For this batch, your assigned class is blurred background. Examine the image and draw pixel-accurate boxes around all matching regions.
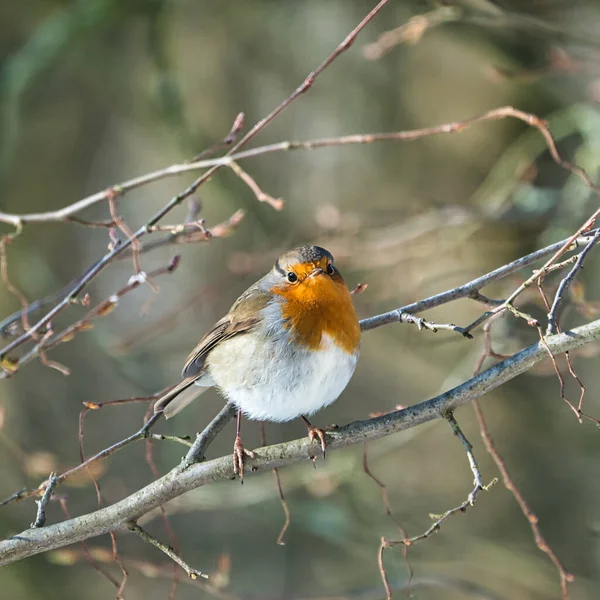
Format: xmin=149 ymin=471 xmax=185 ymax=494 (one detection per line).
xmin=2 ymin=1 xmax=600 ymax=599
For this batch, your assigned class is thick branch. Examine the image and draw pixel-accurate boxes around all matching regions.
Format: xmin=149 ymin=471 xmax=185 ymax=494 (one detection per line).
xmin=2 ymin=319 xmax=599 ymax=566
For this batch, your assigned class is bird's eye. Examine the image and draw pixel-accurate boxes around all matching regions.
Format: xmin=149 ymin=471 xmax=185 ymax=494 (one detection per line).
xmin=326 ymin=263 xmax=335 ymax=275
xmin=287 ymin=271 xmax=298 ymax=283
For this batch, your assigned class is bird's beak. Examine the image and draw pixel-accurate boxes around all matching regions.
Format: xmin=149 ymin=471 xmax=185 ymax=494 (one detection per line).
xmin=308 ymin=267 xmax=324 ymax=279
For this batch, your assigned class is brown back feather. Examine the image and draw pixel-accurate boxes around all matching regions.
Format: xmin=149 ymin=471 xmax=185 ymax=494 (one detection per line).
xmin=181 ymin=286 xmax=270 ymax=377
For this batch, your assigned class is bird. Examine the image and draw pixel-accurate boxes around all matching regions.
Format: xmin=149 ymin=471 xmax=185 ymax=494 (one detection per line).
xmin=154 ymin=245 xmax=361 ymax=478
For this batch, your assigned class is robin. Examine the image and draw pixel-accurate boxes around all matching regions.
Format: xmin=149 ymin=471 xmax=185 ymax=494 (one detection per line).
xmin=154 ymin=245 xmax=361 ymax=478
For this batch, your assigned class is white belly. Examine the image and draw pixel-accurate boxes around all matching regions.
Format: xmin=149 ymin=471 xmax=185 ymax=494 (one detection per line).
xmin=205 ymin=332 xmax=358 ymax=422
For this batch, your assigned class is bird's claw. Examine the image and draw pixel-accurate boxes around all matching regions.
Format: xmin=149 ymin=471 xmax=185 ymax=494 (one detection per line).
xmin=233 ymin=435 xmax=256 ymax=481
xmin=307 ymin=427 xmax=327 ymax=459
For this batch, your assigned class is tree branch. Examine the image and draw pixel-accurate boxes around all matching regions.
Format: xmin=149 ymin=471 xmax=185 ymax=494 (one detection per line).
xmin=359 ymin=231 xmax=598 ymax=332
xmin=2 ymin=318 xmax=599 ymax=566
xmin=0 ymin=105 xmax=596 ymax=228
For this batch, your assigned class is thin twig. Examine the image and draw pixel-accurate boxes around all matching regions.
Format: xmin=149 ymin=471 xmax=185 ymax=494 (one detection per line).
xmin=109 ymin=531 xmax=129 ymax=600
xmin=186 ymin=112 xmax=245 ymax=163
xmin=0 ymin=230 xmax=35 ymax=337
xmin=388 ymin=413 xmax=488 ymax=546
xmin=535 ymin=257 xmax=589 ymax=419
xmin=228 ymin=161 xmax=283 ymax=210
xmin=461 ymin=216 xmax=599 ymax=336
xmin=471 ymin=318 xmax=576 ymax=600
xmin=535 ymin=325 xmax=581 ymax=420
xmin=272 ymin=469 xmax=291 ymax=547
xmin=57 ymin=497 xmax=124 ymax=597
xmin=259 ymin=423 xmax=291 ymax=546
xmin=468 ymin=291 xmax=505 ymax=306
xmin=359 ymin=231 xmax=598 ymax=332
xmin=0 ymin=255 xmax=180 ymax=378
xmin=446 ymin=413 xmax=484 ymax=505
xmin=364 ymin=442 xmax=414 ymax=593
xmin=473 ymin=401 xmax=573 ymax=600
xmin=30 ymin=472 xmax=59 ymax=528
xmin=395 ymin=312 xmax=469 ymax=337
xmin=106 ymin=190 xmax=144 ymax=277
xmin=547 ymin=229 xmax=600 ymax=334
xmin=144 ymin=405 xmax=181 ymax=600
xmin=150 ymin=434 xmax=193 ymax=448
xmin=182 ymin=403 xmax=237 ymax=467
xmin=0 ymin=208 xmax=243 ymax=339
xmin=1 ymin=104 xmax=599 ymax=227
xmin=128 ymin=522 xmax=208 ymax=580
xmin=379 ymin=414 xmax=492 ymax=599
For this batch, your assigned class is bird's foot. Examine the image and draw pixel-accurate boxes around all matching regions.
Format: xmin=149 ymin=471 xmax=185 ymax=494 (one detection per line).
xmin=233 ymin=435 xmax=256 ymax=481
xmin=307 ymin=426 xmax=327 ymax=459
xmin=302 ymin=416 xmax=336 ymax=460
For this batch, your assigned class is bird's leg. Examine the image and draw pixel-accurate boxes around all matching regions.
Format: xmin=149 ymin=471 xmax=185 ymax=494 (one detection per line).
xmin=301 ymin=415 xmax=327 ymax=459
xmin=233 ymin=408 xmax=255 ymax=480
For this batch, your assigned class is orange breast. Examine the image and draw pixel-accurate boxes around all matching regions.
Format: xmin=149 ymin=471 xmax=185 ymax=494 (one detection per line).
xmin=273 ymin=273 xmax=360 ymax=354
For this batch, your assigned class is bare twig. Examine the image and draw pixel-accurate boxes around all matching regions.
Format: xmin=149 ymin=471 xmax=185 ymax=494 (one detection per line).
xmin=128 ymin=522 xmax=208 ymax=580
xmin=186 ymin=112 xmax=245 ymax=163
xmin=364 ymin=6 xmax=460 ymax=59
xmin=533 ymin=271 xmax=589 ymax=421
xmin=182 ymin=403 xmax=237 ymax=467
xmin=2 ymin=105 xmax=598 ymax=227
xmin=460 ymin=217 xmax=599 ymax=336
xmin=109 ymin=531 xmax=129 ymax=599
xmin=0 ymin=208 xmax=243 ymax=340
xmin=0 ymin=235 xmax=32 ymax=337
xmin=259 ymin=423 xmax=291 ymax=546
xmin=472 ymin=314 xmax=511 ymax=376
xmin=106 ymin=190 xmax=143 ymax=277
xmin=471 ymin=318 xmax=576 ymax=600
xmin=547 ymin=229 xmax=600 ymax=334
xmin=272 ymin=468 xmax=291 ymax=547
xmin=386 ymin=414 xmax=488 ymax=546
xmin=395 ymin=312 xmax=469 ymax=337
xmin=379 ymin=414 xmax=492 ymax=598
xmin=37 ymin=326 xmax=71 ymax=375
xmin=0 ymin=255 xmax=181 ymax=379
xmin=446 ymin=413 xmax=485 ymax=505
xmin=364 ymin=442 xmax=414 ymax=594
xmin=228 ymin=161 xmax=283 ymax=210
xmin=359 ymin=231 xmax=598 ymax=332
xmin=363 ymin=442 xmax=411 ymax=543
xmin=144 ymin=406 xmax=181 ymax=600
xmin=150 ymin=434 xmax=193 ymax=448
xmin=473 ymin=401 xmax=573 ymax=600
xmin=30 ymin=472 xmax=59 ymax=528
xmin=468 ymin=291 xmax=505 ymax=306
xmin=535 ymin=325 xmax=581 ymax=421
xmin=57 ymin=497 xmax=124 ymax=597
xmin=0 ymin=412 xmax=166 ymax=510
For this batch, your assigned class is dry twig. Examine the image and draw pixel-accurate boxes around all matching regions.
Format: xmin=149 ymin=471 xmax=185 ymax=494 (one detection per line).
xmin=128 ymin=522 xmax=208 ymax=580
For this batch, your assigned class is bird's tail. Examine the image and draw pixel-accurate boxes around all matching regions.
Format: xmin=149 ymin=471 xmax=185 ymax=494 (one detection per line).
xmin=154 ymin=377 xmax=210 ymax=418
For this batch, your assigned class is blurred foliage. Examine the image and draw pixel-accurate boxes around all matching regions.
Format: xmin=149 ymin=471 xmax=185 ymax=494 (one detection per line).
xmin=2 ymin=1 xmax=600 ymax=599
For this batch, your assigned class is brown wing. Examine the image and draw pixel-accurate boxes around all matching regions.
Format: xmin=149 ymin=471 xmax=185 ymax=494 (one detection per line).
xmin=181 ymin=286 xmax=270 ymax=378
